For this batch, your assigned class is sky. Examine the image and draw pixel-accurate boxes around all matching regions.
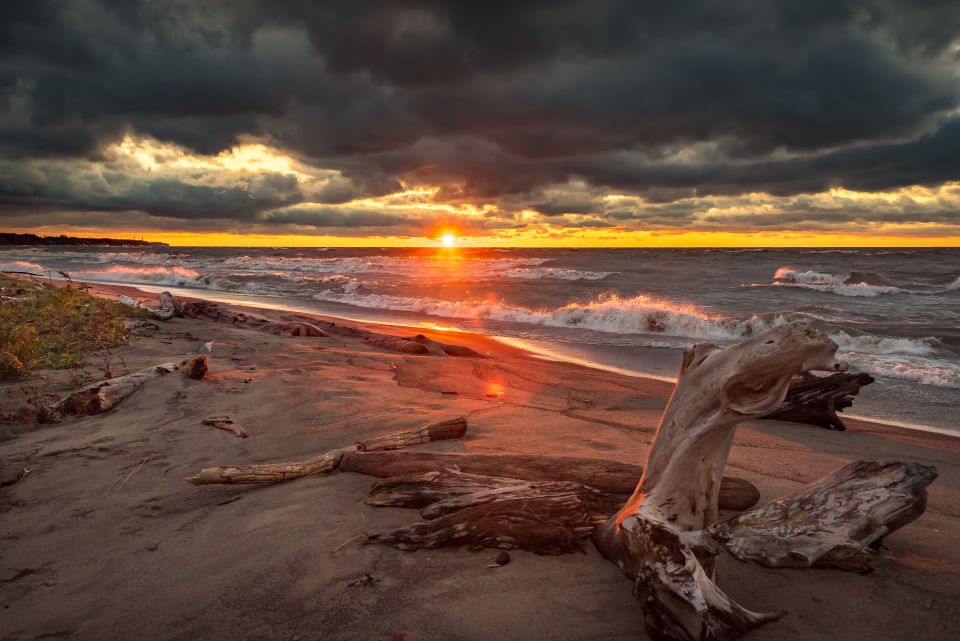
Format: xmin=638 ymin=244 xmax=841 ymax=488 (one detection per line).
xmin=1 ymin=1 xmax=959 ymax=247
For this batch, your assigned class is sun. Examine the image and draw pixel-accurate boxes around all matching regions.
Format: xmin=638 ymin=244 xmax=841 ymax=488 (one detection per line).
xmin=440 ymin=232 xmax=457 ymax=247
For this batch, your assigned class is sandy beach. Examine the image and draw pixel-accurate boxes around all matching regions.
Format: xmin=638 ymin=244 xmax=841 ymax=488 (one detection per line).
xmin=1 ymin=283 xmax=958 ymax=641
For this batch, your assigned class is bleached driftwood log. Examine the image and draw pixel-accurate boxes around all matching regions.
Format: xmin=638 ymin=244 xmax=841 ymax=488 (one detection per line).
xmin=590 ymin=323 xmax=848 ymax=640
xmin=712 ymin=460 xmax=936 ymax=573
xmin=343 ymin=451 xmax=759 ymax=511
xmin=763 ymin=372 xmax=875 ymax=430
xmin=185 ymin=418 xmax=468 ymax=485
xmin=356 ymin=417 xmax=467 ymax=451
xmin=48 ymin=356 xmax=206 ymax=420
xmin=148 ymin=291 xmax=183 ymax=320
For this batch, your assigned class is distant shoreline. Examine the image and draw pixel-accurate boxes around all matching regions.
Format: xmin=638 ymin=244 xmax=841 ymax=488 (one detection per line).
xmin=0 ymin=232 xmax=167 ymax=247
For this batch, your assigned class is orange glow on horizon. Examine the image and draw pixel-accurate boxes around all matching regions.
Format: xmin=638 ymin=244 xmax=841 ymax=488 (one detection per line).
xmin=6 ymin=226 xmax=958 ymax=248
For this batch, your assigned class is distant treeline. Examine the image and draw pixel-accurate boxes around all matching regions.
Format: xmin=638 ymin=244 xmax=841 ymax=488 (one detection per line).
xmin=0 ymin=232 xmax=168 ymax=247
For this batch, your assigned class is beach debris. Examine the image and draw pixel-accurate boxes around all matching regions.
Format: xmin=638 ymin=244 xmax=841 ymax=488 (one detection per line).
xmin=177 ymin=354 xmax=208 ymax=380
xmin=763 ymin=371 xmax=875 ymax=430
xmin=117 ymin=294 xmax=138 ymax=308
xmin=201 ymin=341 xmax=215 ymax=354
xmin=202 ymin=415 xmax=249 ymax=439
xmin=145 ymin=543 xmax=159 ymax=552
xmin=48 ymin=363 xmax=178 ymax=420
xmin=347 ymin=572 xmax=376 ymax=587
xmin=711 ymin=460 xmax=936 ymax=573
xmin=147 ymin=290 xmax=183 ymax=321
xmin=1 ymin=467 xmax=33 ymax=487
xmin=185 ymin=417 xmax=469 ymax=485
xmin=355 ymin=322 xmax=935 ymax=641
xmin=494 ymin=551 xmax=510 ymax=566
xmin=356 ymin=417 xmax=467 ymax=452
xmin=364 ymin=334 xmax=430 ymax=354
xmin=343 ymin=451 xmax=759 ymax=511
xmin=181 ymin=300 xmax=331 ymax=337
xmin=409 ymin=334 xmax=483 ymax=357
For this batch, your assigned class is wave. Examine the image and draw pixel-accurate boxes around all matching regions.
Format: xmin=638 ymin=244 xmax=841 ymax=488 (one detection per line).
xmin=841 ymin=353 xmax=960 ymax=388
xmin=0 ymin=260 xmax=45 ymax=272
xmin=502 ymin=267 xmax=614 ymax=280
xmin=70 ymin=265 xmax=219 ymax=288
xmin=772 ymin=267 xmax=902 ymax=297
xmin=947 ymin=276 xmax=960 ymax=291
xmin=313 ymin=290 xmax=794 ymax=341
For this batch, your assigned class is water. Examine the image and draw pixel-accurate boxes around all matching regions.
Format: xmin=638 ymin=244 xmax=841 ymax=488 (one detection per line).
xmin=4 ymin=246 xmax=958 ymax=433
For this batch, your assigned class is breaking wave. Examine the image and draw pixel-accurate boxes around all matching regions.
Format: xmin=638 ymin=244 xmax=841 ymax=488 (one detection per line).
xmin=70 ymin=265 xmax=218 ymax=288
xmin=772 ymin=267 xmax=902 ymax=297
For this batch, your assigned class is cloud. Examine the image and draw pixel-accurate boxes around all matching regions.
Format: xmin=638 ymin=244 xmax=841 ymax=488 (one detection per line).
xmin=1 ymin=1 xmax=959 ymax=237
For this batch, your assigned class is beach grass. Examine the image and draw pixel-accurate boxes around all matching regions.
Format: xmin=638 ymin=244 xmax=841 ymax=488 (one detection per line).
xmin=0 ymin=275 xmax=146 ymax=380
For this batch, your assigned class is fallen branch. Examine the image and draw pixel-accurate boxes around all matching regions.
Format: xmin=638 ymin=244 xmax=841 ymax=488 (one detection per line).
xmin=341 ymin=450 xmax=760 ymax=512
xmin=764 ymin=372 xmax=875 ymax=430
xmin=356 ymin=417 xmax=467 ymax=451
xmin=202 ymin=415 xmax=249 ymax=439
xmin=712 ymin=460 xmax=936 ymax=573
xmin=185 ymin=417 xmax=469 ymax=485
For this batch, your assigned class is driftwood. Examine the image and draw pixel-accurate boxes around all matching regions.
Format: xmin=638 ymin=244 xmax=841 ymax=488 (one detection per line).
xmin=48 ymin=363 xmax=176 ymax=419
xmin=342 ymin=451 xmax=759 ymax=511
xmin=409 ymin=334 xmax=484 ymax=357
xmin=148 ymin=291 xmax=184 ymax=320
xmin=712 ymin=460 xmax=936 ymax=573
xmin=764 ymin=372 xmax=875 ymax=430
xmin=356 ymin=417 xmax=467 ymax=451
xmin=590 ymin=323 xmax=856 ymax=641
xmin=369 ymin=484 xmax=610 ymax=554
xmin=202 ymin=415 xmax=249 ymax=439
xmin=185 ymin=418 xmax=469 ymax=485
xmin=182 ymin=301 xmax=330 ymax=338
xmin=363 ymin=334 xmax=430 ymax=354
xmin=178 ymin=298 xmax=483 ymax=356
xmin=48 ymin=356 xmax=207 ymax=420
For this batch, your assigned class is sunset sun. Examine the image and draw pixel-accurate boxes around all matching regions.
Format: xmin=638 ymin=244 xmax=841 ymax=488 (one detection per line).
xmin=440 ymin=232 xmax=457 ymax=247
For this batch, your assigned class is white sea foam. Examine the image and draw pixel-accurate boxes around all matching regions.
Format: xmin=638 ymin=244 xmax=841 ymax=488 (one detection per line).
xmin=70 ymin=265 xmax=218 ymax=288
xmin=0 ymin=260 xmax=45 ymax=272
xmin=502 ymin=267 xmax=614 ymax=280
xmin=772 ymin=267 xmax=902 ymax=297
xmin=312 ymin=290 xmax=792 ymax=340
xmin=841 ymin=353 xmax=960 ymax=388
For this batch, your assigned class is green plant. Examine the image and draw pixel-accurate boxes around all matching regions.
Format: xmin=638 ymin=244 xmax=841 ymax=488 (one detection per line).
xmin=0 ymin=276 xmax=144 ymax=380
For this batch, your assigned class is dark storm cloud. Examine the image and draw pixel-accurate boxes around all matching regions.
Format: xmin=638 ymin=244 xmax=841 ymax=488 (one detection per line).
xmin=1 ymin=0 xmax=960 ymax=230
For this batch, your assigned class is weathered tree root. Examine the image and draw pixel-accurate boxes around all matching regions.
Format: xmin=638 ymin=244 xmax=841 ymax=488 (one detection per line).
xmin=712 ymin=460 xmax=937 ymax=573
xmin=185 ymin=417 xmax=469 ymax=485
xmin=341 ymin=451 xmax=760 ymax=512
xmin=763 ymin=372 xmax=875 ymax=430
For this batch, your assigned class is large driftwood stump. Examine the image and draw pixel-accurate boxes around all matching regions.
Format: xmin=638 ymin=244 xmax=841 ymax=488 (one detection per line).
xmin=764 ymin=372 xmax=875 ymax=430
xmin=712 ymin=460 xmax=936 ymax=573
xmin=591 ymin=323 xmax=853 ymax=640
